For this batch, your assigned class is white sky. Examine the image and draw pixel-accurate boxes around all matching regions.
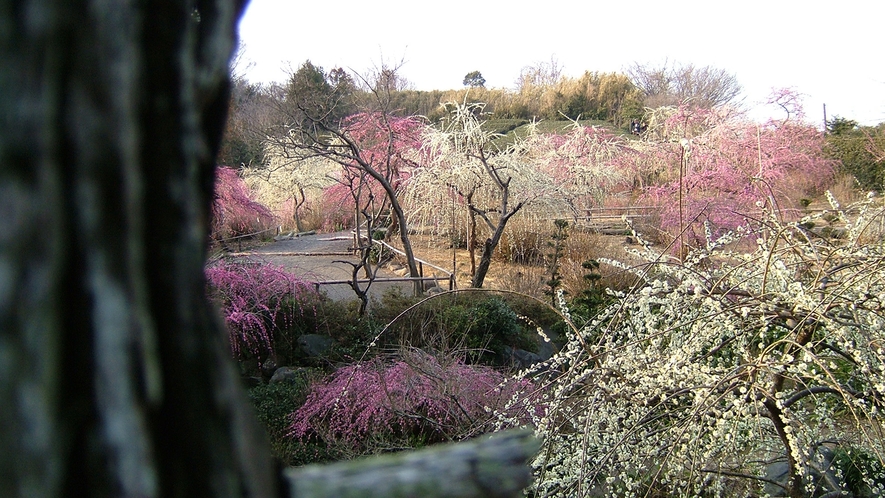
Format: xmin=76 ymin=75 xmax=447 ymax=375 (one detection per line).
xmin=236 ymin=0 xmax=885 ymax=127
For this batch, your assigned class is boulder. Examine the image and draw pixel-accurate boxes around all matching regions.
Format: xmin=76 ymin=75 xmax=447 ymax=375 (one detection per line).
xmin=763 ymin=445 xmax=844 ymax=497
xmin=502 ymin=346 xmax=543 ymax=370
xmin=298 ymin=334 xmax=334 ymax=357
xmin=270 ymin=366 xmax=301 ymax=384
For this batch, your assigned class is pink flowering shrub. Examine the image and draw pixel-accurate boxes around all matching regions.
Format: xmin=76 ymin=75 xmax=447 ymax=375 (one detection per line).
xmin=211 ymin=166 xmax=277 ymax=240
xmin=288 ymin=351 xmax=541 ymax=457
xmin=205 ymin=259 xmax=320 ymax=365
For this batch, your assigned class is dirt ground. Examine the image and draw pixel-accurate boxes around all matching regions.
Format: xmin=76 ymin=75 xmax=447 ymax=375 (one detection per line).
xmin=233 ymin=231 xmax=410 ymax=302
xmin=232 ymin=228 xmax=643 ymax=303
xmin=387 ymin=231 xmax=642 ymax=299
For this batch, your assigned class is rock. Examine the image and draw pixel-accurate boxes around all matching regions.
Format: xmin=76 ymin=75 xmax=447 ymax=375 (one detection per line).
xmin=763 ymin=445 xmax=843 ymax=497
xmin=538 ymin=337 xmax=556 ymax=361
xmin=298 ymin=334 xmax=334 ymax=357
xmin=502 ymin=346 xmax=543 ymax=370
xmin=260 ymin=358 xmax=277 ymax=378
xmin=270 ymin=366 xmax=301 ymax=384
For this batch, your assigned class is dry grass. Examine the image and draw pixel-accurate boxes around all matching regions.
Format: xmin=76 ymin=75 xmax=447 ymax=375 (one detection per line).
xmin=398 ymin=227 xmax=642 ymax=299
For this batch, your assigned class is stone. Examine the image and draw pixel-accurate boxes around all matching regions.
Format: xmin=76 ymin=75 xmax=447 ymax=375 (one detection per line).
xmin=763 ymin=445 xmax=844 ymax=497
xmin=270 ymin=366 xmax=301 ymax=384
xmin=260 ymin=358 xmax=277 ymax=378
xmin=501 ymin=346 xmax=543 ymax=370
xmin=298 ymin=334 xmax=334 ymax=357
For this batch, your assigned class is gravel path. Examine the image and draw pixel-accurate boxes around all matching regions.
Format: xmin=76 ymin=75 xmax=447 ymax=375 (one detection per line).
xmin=236 ymin=231 xmax=411 ymax=302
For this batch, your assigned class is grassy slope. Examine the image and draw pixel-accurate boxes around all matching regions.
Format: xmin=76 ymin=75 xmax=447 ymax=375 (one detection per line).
xmin=482 ymin=118 xmax=631 ymax=149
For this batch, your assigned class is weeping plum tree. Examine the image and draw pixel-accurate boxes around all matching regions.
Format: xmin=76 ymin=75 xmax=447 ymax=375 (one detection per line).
xmin=517 ymin=197 xmax=885 ymax=497
xmin=243 ymin=152 xmax=338 ymax=233
xmin=408 ymin=101 xmax=626 ymax=288
xmin=0 ymin=0 xmax=279 ymax=496
xmin=636 ymin=98 xmax=835 ymax=253
xmin=212 ymin=166 xmax=277 ymax=242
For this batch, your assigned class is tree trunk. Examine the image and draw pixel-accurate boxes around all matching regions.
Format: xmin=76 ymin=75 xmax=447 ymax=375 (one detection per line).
xmin=293 ymin=187 xmax=306 ymax=233
xmin=467 ymin=191 xmax=477 ymax=276
xmin=0 ymin=1 xmax=276 ymax=496
xmin=470 ymin=206 xmax=523 ymax=289
xmin=471 ymin=238 xmax=497 ymax=289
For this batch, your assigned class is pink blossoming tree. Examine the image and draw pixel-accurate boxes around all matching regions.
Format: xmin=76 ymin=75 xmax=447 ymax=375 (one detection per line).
xmin=211 ymin=166 xmax=277 ymax=242
xmin=205 ymin=259 xmax=320 ymax=367
xmin=636 ymin=97 xmax=835 ymax=252
xmin=289 ymin=350 xmax=541 ymax=458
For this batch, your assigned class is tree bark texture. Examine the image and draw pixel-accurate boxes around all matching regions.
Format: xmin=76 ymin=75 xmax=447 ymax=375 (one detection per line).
xmin=0 ymin=1 xmax=277 ymax=496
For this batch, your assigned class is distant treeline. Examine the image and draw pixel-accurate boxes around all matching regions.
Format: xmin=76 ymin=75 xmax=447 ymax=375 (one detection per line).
xmin=379 ymin=71 xmax=644 ymax=127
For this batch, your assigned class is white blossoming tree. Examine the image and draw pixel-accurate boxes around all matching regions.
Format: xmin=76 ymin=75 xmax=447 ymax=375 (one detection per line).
xmin=243 ymin=141 xmax=338 ymax=233
xmin=516 ymin=195 xmax=885 ymax=497
xmin=406 ymin=102 xmax=627 ymax=288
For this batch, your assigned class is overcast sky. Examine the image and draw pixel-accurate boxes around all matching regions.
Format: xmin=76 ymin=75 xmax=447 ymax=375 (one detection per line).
xmin=236 ymin=0 xmax=884 ymax=127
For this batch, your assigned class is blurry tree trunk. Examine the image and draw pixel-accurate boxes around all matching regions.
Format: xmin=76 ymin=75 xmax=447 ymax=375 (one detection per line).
xmin=0 ymin=1 xmax=277 ymax=497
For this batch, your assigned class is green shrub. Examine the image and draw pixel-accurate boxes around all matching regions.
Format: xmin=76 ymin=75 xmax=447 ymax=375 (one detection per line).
xmin=825 ymin=124 xmax=885 ymax=191
xmin=440 ymin=296 xmax=525 ymax=361
xmin=247 ymin=370 xmax=333 ymax=466
xmin=833 ymin=446 xmax=885 ymax=497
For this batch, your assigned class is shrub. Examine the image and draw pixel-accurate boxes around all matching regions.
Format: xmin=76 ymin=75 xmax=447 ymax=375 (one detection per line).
xmin=511 ymin=194 xmax=885 ymax=497
xmin=833 ymin=445 xmax=885 ymax=497
xmin=288 ymin=350 xmax=540 ymax=459
xmin=376 ymin=291 xmax=542 ymax=365
xmin=247 ymin=370 xmax=333 ymax=466
xmin=205 ymin=259 xmax=321 ymax=366
xmin=825 ymin=122 xmax=885 ymax=192
xmin=441 ymin=295 xmax=535 ymax=362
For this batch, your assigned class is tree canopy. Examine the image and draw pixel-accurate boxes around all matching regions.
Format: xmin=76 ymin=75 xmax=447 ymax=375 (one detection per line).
xmin=627 ymin=61 xmax=743 ymax=109
xmin=463 ymin=70 xmax=486 ymax=88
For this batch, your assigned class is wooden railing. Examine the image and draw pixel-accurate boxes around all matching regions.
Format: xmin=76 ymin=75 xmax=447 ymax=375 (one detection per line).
xmin=369 ymin=237 xmax=455 ymax=291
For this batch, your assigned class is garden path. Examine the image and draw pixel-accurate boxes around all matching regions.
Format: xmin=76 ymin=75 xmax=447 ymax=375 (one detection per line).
xmin=234 ymin=231 xmax=409 ymax=302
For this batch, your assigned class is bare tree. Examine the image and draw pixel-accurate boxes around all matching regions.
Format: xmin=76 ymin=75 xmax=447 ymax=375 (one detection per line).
xmin=270 ymin=61 xmax=424 ymax=295
xmin=515 ymin=57 xmax=563 ymax=91
xmin=627 ymin=60 xmax=743 ymax=109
